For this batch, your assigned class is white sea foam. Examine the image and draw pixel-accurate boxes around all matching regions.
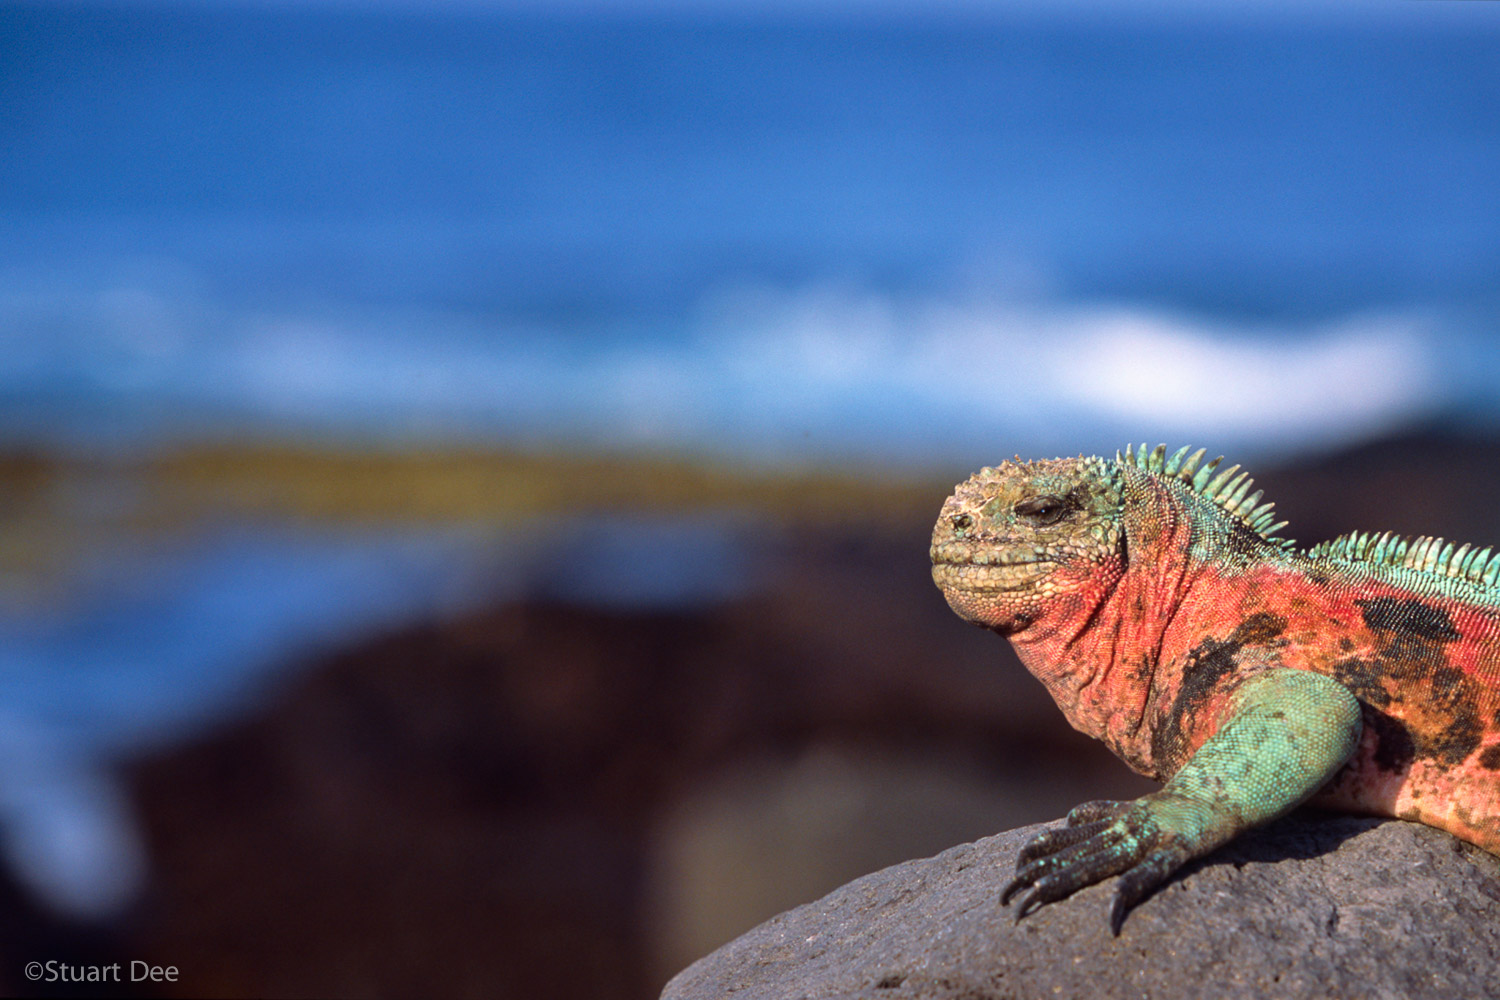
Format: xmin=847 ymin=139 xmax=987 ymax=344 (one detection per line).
xmin=0 ymin=275 xmax=1453 ymax=462
xmin=678 ymin=284 xmax=1442 ymax=460
xmin=1060 ymin=311 xmax=1432 ymax=438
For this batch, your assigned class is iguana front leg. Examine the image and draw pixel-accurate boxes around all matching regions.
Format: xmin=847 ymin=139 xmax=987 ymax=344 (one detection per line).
xmin=1002 ymin=668 xmax=1363 ymax=933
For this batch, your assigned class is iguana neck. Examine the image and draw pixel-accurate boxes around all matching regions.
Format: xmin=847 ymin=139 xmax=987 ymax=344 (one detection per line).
xmin=1007 ymin=468 xmax=1224 ymax=774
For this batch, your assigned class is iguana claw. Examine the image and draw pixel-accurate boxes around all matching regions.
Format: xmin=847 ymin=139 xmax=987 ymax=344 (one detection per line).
xmin=1001 ymin=797 xmax=1189 ymax=933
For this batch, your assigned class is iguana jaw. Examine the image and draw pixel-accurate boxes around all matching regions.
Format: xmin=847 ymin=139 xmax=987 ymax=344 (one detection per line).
xmin=930 ymin=548 xmax=1060 ymax=630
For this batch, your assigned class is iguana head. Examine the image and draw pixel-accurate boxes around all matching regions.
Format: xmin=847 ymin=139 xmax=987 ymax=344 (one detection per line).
xmin=930 ymin=455 xmax=1125 ymax=634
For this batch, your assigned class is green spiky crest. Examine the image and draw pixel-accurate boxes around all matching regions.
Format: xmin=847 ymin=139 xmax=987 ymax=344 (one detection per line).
xmin=1116 ymin=443 xmax=1295 ymax=551
xmin=1306 ymin=530 xmax=1500 ymax=588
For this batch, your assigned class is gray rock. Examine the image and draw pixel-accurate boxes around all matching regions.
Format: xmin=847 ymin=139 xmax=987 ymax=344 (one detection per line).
xmin=662 ymin=812 xmax=1500 ymax=1000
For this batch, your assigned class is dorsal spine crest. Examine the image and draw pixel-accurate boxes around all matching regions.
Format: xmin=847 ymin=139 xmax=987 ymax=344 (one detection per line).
xmin=1308 ymin=528 xmax=1500 ymax=587
xmin=1113 ymin=442 xmax=1500 ymax=588
xmin=1116 ymin=442 xmax=1294 ymax=550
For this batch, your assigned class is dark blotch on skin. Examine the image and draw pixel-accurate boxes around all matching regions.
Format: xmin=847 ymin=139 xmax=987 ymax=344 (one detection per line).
xmin=1480 ymin=745 xmax=1500 ymax=770
xmin=1356 ymin=597 xmax=1460 ymax=643
xmin=1330 ymin=658 xmax=1392 ymax=707
xmin=1150 ymin=612 xmax=1287 ymax=774
xmin=1352 ymin=596 xmax=1482 ymax=769
xmin=1429 ymin=665 xmax=1485 ymax=766
xmin=1231 ymin=612 xmax=1289 ymax=647
xmin=1366 ymin=708 xmax=1417 ymax=772
xmin=1434 ymin=714 xmax=1484 ymax=767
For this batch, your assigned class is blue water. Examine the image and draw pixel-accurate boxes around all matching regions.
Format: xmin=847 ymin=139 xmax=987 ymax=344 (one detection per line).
xmin=3 ymin=0 xmax=1500 ymax=919
xmin=3 ymin=7 xmax=1494 ymax=314
xmin=3 ymin=3 xmax=1500 ymax=459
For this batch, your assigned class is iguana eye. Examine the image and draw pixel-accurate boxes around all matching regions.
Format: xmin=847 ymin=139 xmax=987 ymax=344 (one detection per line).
xmin=1015 ymin=494 xmax=1068 ymax=525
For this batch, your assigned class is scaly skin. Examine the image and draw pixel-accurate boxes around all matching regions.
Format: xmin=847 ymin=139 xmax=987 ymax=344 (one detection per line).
xmin=930 ymin=444 xmax=1500 ymax=932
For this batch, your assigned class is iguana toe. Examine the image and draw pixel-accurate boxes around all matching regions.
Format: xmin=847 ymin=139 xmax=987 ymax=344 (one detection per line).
xmin=1108 ymin=845 xmax=1189 ymax=934
xmin=1013 ymin=818 xmax=1111 ymax=866
xmin=1001 ymin=800 xmax=1188 ymax=931
xmin=1064 ymin=800 xmax=1130 ymax=825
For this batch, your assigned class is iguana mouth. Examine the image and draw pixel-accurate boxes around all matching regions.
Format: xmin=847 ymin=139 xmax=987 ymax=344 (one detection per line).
xmin=930 ymin=556 xmax=1055 ymax=593
xmin=930 ymin=540 xmax=1054 ymax=567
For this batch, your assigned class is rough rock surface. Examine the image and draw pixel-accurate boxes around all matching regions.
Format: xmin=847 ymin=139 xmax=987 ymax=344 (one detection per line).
xmin=662 ymin=812 xmax=1500 ymax=1000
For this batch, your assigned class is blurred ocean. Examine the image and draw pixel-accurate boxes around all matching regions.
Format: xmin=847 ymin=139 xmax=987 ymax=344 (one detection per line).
xmin=3 ymin=2 xmax=1498 ymax=460
xmin=1 ymin=0 xmax=1499 ymax=923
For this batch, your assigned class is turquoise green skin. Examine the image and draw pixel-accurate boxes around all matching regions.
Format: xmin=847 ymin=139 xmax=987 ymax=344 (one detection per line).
xmin=1001 ymin=669 xmax=1363 ymax=933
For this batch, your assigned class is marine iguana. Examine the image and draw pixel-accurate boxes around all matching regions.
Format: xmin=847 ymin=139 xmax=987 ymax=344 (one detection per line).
xmin=930 ymin=444 xmax=1500 ymax=932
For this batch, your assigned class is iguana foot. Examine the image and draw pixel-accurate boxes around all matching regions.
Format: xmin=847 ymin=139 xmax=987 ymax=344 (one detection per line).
xmin=1001 ymin=797 xmax=1192 ymax=934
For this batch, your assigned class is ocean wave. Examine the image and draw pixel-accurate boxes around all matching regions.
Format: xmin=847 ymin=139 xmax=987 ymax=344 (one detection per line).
xmin=690 ymin=285 xmax=1443 ymax=459
xmin=0 ymin=275 xmax=1450 ymax=463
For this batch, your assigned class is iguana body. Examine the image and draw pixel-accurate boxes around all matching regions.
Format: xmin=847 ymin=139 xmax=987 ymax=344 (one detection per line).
xmin=930 ymin=444 xmax=1500 ymax=930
